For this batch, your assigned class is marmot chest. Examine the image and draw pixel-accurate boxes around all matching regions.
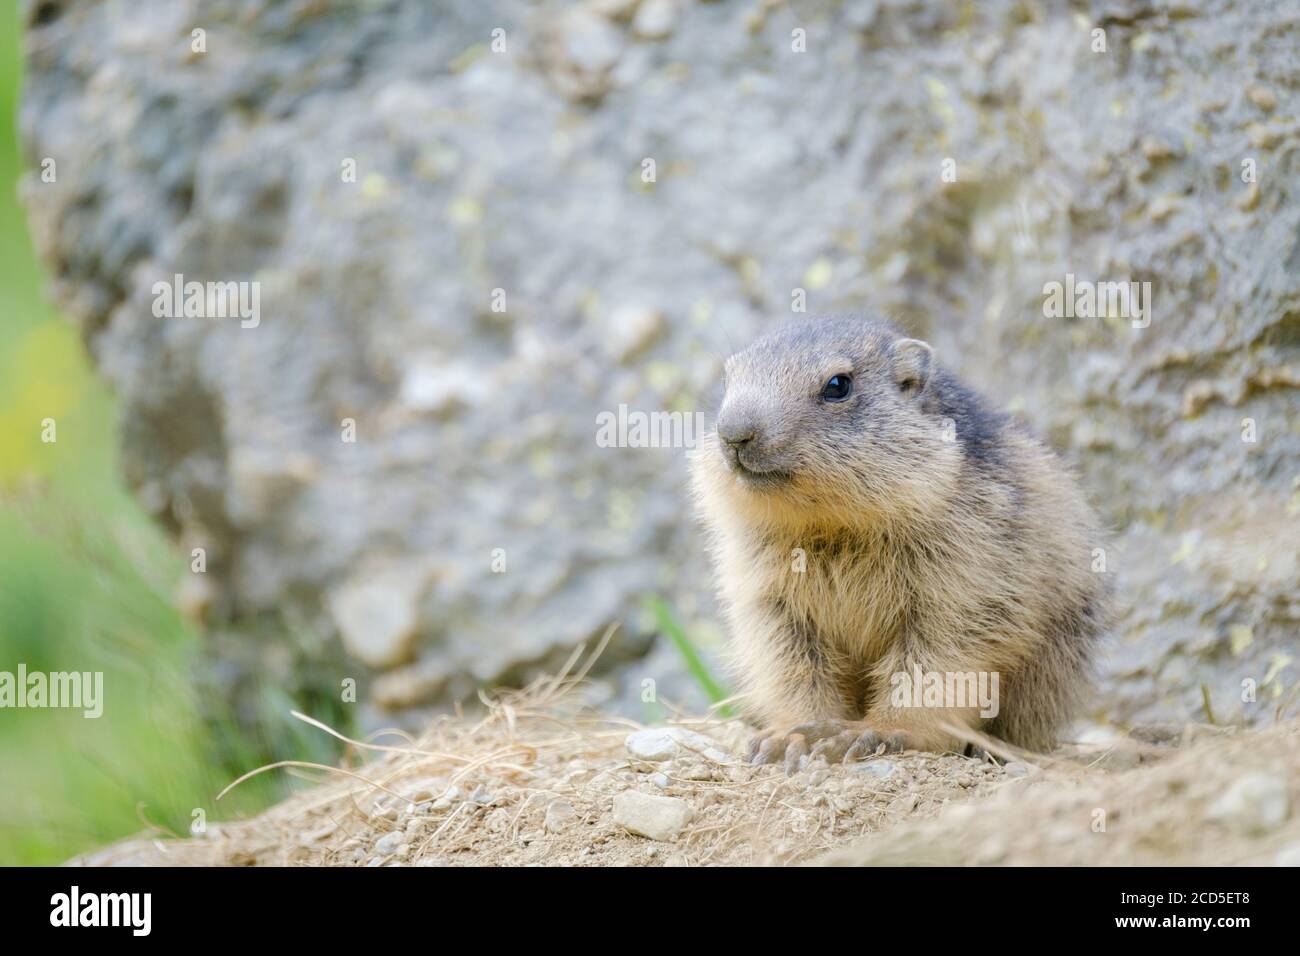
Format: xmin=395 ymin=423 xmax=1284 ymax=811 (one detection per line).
xmin=761 ymin=533 xmax=913 ymax=658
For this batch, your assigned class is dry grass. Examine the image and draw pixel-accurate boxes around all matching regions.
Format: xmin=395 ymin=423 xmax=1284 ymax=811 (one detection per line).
xmin=70 ymin=643 xmax=1300 ymax=867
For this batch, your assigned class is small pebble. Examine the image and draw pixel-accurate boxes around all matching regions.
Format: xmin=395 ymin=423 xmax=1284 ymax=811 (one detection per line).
xmin=1275 ymin=843 xmax=1300 ymax=866
xmin=612 ymin=791 xmax=693 ymax=842
xmin=1206 ymin=773 xmax=1289 ymax=835
xmin=544 ymin=799 xmax=576 ymax=833
xmin=625 ymin=727 xmax=731 ymax=763
xmin=854 ymin=759 xmax=897 ymax=780
xmin=373 ymin=831 xmax=405 ymax=857
xmin=632 ymin=0 xmax=678 ymax=40
xmin=431 ymin=786 xmax=462 ymax=811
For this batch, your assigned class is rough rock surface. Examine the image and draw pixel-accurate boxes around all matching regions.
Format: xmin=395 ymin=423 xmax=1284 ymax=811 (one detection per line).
xmin=20 ymin=0 xmax=1299 ymax=728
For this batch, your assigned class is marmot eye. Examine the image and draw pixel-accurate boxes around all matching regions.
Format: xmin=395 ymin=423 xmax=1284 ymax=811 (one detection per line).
xmin=821 ymin=374 xmax=853 ymax=402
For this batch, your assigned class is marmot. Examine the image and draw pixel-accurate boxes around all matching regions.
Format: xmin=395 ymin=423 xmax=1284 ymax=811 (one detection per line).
xmin=691 ymin=316 xmax=1109 ymax=770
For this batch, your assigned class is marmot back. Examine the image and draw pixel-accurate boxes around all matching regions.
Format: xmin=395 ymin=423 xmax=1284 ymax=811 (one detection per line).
xmin=690 ymin=316 xmax=1109 ymax=768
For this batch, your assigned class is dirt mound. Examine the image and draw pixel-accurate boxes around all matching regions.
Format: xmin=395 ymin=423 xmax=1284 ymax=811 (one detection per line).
xmin=71 ymin=665 xmax=1299 ymax=867
xmin=821 ymin=722 xmax=1299 ymax=866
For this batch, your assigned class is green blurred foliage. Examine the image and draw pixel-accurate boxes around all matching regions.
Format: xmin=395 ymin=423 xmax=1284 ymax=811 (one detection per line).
xmin=0 ymin=9 xmax=289 ymax=864
xmin=645 ymin=595 xmax=735 ymax=718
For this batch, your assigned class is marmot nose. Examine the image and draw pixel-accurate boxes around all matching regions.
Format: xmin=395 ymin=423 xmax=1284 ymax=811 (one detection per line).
xmin=717 ymin=416 xmax=758 ymax=448
xmin=717 ymin=402 xmax=765 ymax=453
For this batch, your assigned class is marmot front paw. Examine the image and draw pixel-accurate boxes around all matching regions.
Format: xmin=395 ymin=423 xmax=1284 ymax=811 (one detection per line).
xmin=748 ymin=720 xmax=911 ymax=774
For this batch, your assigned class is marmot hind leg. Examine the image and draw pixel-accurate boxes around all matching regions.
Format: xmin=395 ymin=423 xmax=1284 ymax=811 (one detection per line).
xmin=984 ymin=640 xmax=1092 ymax=753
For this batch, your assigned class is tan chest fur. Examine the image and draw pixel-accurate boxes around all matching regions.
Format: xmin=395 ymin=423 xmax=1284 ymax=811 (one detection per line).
xmin=720 ymin=524 xmax=914 ymax=668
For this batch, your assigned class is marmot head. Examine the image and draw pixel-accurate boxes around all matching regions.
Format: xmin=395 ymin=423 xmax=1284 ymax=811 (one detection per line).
xmin=694 ymin=316 xmax=964 ymax=529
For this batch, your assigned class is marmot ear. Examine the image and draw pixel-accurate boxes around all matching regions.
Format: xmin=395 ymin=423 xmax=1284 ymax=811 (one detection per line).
xmin=891 ymin=338 xmax=933 ymax=395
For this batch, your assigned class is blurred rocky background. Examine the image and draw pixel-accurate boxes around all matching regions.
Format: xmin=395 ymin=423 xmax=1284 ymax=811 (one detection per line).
xmin=16 ymin=0 xmax=1299 ymax=758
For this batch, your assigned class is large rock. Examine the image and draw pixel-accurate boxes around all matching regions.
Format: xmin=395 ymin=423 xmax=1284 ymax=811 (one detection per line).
xmin=20 ymin=0 xmax=1299 ymax=727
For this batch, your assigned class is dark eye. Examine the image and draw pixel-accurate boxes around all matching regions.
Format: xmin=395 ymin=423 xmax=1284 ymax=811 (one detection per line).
xmin=821 ymin=374 xmax=853 ymax=402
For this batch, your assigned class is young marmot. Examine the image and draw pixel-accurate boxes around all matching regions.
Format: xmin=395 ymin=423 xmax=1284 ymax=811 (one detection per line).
xmin=691 ymin=317 xmax=1109 ymax=770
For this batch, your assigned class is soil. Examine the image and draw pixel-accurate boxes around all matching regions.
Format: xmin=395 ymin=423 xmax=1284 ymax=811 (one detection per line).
xmin=70 ymin=671 xmax=1300 ymax=867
